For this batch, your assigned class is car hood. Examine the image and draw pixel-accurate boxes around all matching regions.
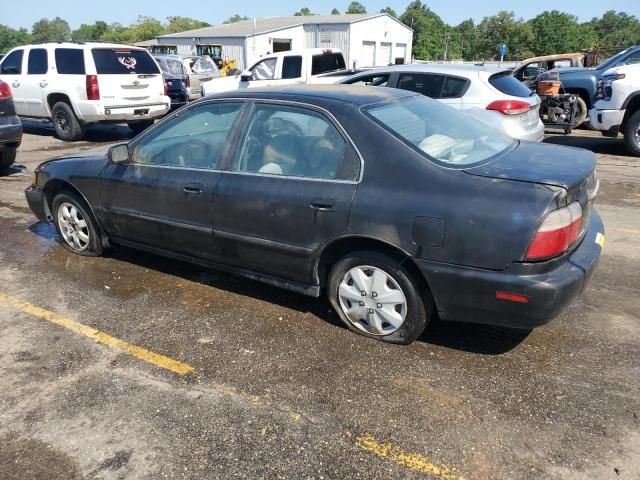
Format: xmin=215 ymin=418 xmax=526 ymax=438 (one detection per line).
xmin=463 ymin=142 xmax=596 ymax=189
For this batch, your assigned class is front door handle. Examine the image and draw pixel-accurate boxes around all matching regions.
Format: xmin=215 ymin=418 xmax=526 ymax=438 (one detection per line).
xmin=310 ymin=198 xmax=337 ymax=211
xmin=182 ymin=182 xmax=204 ymax=194
xmin=39 ymin=81 xmax=48 ymax=88
xmin=11 ymin=81 xmax=20 ymax=88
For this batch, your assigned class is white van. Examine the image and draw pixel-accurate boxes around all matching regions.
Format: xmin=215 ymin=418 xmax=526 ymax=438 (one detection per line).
xmin=0 ymin=42 xmax=170 ymax=140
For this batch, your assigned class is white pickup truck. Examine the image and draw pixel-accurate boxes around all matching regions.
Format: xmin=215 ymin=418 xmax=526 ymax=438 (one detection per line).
xmin=201 ymin=48 xmax=354 ymax=96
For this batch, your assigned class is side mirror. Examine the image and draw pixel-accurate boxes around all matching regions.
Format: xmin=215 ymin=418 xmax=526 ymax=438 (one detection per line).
xmin=108 ymin=144 xmax=130 ymax=164
xmin=240 ymin=69 xmax=252 ymax=82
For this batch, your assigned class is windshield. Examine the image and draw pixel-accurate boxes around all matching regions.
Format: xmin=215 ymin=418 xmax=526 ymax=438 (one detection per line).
xmin=156 ymin=57 xmax=185 ymax=77
xmin=365 ymin=95 xmax=516 ymax=167
xmin=185 ymin=56 xmax=220 ymax=76
xmin=597 ymin=48 xmax=631 ymax=70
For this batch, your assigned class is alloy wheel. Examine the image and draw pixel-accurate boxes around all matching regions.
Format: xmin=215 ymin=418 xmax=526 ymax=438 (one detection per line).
xmin=55 ymin=110 xmax=71 ymax=133
xmin=57 ymin=202 xmax=90 ymax=251
xmin=337 ymin=265 xmax=407 ymax=335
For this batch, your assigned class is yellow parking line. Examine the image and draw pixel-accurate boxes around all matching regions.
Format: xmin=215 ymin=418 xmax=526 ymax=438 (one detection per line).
xmin=0 ymin=292 xmax=195 ymax=375
xmin=355 ymin=433 xmax=465 ymax=480
xmin=611 ymin=227 xmax=640 ymax=235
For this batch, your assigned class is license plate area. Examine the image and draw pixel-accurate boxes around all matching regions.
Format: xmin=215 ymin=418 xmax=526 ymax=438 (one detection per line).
xmin=134 ymin=108 xmax=149 ymax=116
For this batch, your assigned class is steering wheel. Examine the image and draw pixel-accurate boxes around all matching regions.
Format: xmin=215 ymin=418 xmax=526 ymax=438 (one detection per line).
xmin=176 ymin=139 xmax=211 ymax=168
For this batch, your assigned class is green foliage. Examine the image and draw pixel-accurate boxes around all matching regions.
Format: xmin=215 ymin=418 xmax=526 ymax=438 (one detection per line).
xmin=223 ymin=15 xmax=249 ymax=25
xmin=380 ymin=7 xmax=397 ymax=18
xmin=0 ymin=24 xmax=31 ymax=52
xmin=400 ymin=1 xmax=445 ymax=60
xmin=166 ymin=16 xmax=210 ymax=33
xmin=529 ymin=10 xmax=595 ymax=55
xmin=474 ymin=11 xmax=534 ymax=60
xmin=293 ymin=7 xmax=313 ymax=16
xmin=72 ymin=21 xmax=108 ymax=41
xmin=331 ymin=8 xmax=340 ymax=15
xmin=31 ymin=17 xmax=71 ymax=43
xmin=346 ymin=2 xmax=367 ymax=14
xmin=589 ymin=10 xmax=640 ymax=48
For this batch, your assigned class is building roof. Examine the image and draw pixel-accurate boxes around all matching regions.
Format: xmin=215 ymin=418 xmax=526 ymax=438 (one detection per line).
xmin=134 ymin=39 xmax=159 ymax=47
xmin=158 ymin=13 xmax=408 ymax=39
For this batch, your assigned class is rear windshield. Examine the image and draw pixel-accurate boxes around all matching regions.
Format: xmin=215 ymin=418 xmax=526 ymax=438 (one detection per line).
xmin=185 ymin=56 xmax=219 ymax=76
xmin=311 ymin=52 xmax=346 ymax=75
xmin=156 ymin=57 xmax=185 ymax=77
xmin=365 ymin=95 xmax=516 ymax=167
xmin=489 ymin=72 xmax=533 ymax=98
xmin=92 ymin=48 xmax=160 ymax=75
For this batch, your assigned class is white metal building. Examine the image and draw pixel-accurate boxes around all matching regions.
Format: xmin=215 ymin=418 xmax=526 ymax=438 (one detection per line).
xmin=155 ymin=14 xmax=413 ymax=71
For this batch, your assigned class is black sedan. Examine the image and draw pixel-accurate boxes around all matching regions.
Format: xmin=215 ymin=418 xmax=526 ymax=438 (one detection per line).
xmin=0 ymin=79 xmax=22 ymax=170
xmin=25 ymin=85 xmax=603 ymax=344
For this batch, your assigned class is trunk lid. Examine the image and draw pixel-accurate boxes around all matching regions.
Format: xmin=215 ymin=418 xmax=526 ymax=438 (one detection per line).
xmin=91 ymin=48 xmax=164 ymax=106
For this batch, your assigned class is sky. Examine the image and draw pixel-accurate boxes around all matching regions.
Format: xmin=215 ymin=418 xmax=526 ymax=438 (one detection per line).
xmin=4 ymin=0 xmax=640 ymax=30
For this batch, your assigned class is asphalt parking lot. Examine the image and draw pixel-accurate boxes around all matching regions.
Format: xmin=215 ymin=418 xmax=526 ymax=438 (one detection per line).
xmin=0 ymin=121 xmax=639 ymax=480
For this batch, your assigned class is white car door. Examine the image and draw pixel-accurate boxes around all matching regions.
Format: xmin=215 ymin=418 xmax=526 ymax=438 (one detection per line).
xmin=0 ymin=49 xmax=27 ymax=115
xmin=395 ymin=72 xmax=463 ymax=110
xmin=23 ymin=47 xmax=51 ymax=117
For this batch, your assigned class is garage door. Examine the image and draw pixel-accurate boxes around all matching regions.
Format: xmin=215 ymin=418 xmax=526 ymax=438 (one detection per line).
xmin=379 ymin=42 xmax=391 ymax=66
xmin=395 ymin=43 xmax=407 ymax=65
xmin=361 ymin=41 xmax=375 ymax=67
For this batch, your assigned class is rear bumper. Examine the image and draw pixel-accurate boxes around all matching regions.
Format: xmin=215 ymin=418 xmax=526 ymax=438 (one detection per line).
xmin=25 ymin=185 xmax=49 ymax=222
xmin=75 ymin=99 xmax=171 ymax=123
xmin=414 ymin=210 xmax=604 ymax=329
xmin=0 ymin=119 xmax=23 ymax=149
xmin=483 ymin=110 xmax=545 ymax=142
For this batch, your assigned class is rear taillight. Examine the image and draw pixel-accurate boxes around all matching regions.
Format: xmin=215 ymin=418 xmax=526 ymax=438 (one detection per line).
xmin=487 ymin=100 xmax=531 ymax=115
xmin=0 ymin=81 xmax=12 ymax=99
xmin=86 ymin=75 xmax=100 ymax=100
xmin=525 ymin=202 xmax=583 ymax=261
xmin=164 ymin=79 xmax=169 ymax=96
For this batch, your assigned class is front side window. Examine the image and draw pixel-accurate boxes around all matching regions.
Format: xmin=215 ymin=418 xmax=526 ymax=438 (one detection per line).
xmin=251 ymin=58 xmax=277 ymax=80
xmin=28 ymin=48 xmax=48 ymax=75
xmin=92 ymin=48 xmax=160 ymax=75
xmin=365 ymin=95 xmax=515 ymax=167
xmin=55 ymin=49 xmax=85 ymax=74
xmin=1 ymin=50 xmax=23 ymax=75
xmin=234 ymin=104 xmax=346 ymax=179
xmin=132 ymin=102 xmax=243 ymax=169
xmin=397 ymin=73 xmax=445 ymax=98
xmin=282 ymin=56 xmax=303 ymax=79
xmin=345 ymin=74 xmax=390 ymax=87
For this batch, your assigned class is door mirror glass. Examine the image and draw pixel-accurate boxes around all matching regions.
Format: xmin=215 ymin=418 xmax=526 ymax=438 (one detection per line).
xmin=109 ymin=144 xmax=130 ymax=164
xmin=240 ymin=69 xmax=252 ymax=81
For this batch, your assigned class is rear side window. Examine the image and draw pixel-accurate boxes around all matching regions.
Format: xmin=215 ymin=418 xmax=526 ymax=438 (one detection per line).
xmin=92 ymin=48 xmax=160 ymax=75
xmin=441 ymin=76 xmax=469 ymax=98
xmin=28 ymin=49 xmax=48 ymax=75
xmin=489 ymin=72 xmax=533 ymax=98
xmin=311 ymin=53 xmax=346 ymax=75
xmin=397 ymin=73 xmax=445 ymax=98
xmin=55 ymin=49 xmax=85 ymax=74
xmin=345 ymin=73 xmax=390 ymax=87
xmin=282 ymin=56 xmax=303 ymax=79
xmin=1 ymin=50 xmax=23 ymax=74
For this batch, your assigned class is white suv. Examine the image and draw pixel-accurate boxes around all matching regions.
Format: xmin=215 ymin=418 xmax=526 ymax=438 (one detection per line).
xmin=0 ymin=42 xmax=170 ymax=141
xmin=589 ymin=63 xmax=640 ymax=156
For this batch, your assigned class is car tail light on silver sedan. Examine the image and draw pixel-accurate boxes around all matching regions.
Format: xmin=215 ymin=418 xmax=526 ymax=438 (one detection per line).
xmin=525 ymin=202 xmax=583 ymax=261
xmin=486 ymin=100 xmax=532 ymax=115
xmin=0 ymin=81 xmax=12 ymax=99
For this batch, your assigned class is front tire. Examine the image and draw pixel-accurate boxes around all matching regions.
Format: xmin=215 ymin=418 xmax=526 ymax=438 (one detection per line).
xmin=52 ymin=192 xmax=103 ymax=257
xmin=128 ymin=120 xmax=154 ymax=136
xmin=51 ymin=102 xmax=85 ymax=141
xmin=328 ymin=251 xmax=430 ymax=344
xmin=623 ymin=110 xmax=640 ymax=156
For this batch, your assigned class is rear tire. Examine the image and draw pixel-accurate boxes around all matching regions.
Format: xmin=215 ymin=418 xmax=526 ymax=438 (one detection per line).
xmin=623 ymin=110 xmax=640 ymax=157
xmin=52 ymin=192 xmax=103 ymax=257
xmin=128 ymin=120 xmax=154 ymax=136
xmin=328 ymin=251 xmax=430 ymax=344
xmin=0 ymin=149 xmax=17 ymax=170
xmin=51 ymin=102 xmax=85 ymax=141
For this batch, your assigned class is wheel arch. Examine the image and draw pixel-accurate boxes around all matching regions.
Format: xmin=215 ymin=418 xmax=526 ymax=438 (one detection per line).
xmin=43 ymin=179 xmax=103 ymax=235
xmin=315 ymin=235 xmax=432 ymax=301
xmin=46 ymin=93 xmax=76 ymax=117
xmin=621 ymin=92 xmax=640 ymax=129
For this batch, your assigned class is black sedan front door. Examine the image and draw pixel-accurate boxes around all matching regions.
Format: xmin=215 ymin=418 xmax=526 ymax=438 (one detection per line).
xmin=99 ymin=101 xmax=245 ymax=259
xmin=212 ymin=102 xmax=360 ymax=285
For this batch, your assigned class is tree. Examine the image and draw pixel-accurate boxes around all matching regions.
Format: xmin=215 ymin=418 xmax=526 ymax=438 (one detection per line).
xmin=475 ymin=11 xmax=534 ymax=60
xmin=346 ymin=2 xmax=367 ymax=14
xmin=529 ymin=11 xmax=593 ymax=55
xmin=0 ymin=24 xmax=31 ymax=52
xmin=379 ymin=7 xmax=397 ymax=18
xmin=589 ymin=10 xmax=640 ymax=48
xmin=400 ymin=1 xmax=446 ymax=60
xmin=166 ymin=16 xmax=210 ymax=34
xmin=454 ymin=18 xmax=477 ymax=60
xmin=72 ymin=21 xmax=108 ymax=41
xmin=99 ymin=22 xmax=135 ymax=44
xmin=129 ymin=16 xmax=165 ymax=42
xmin=31 ymin=17 xmax=71 ymax=43
xmin=331 ymin=8 xmax=340 ymax=15
xmin=223 ymin=14 xmax=249 ymax=24
xmin=293 ymin=7 xmax=313 ymax=16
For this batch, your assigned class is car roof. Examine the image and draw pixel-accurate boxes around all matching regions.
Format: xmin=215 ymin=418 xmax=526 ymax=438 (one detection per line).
xmin=205 ymin=84 xmax=417 ymax=106
xmin=346 ymin=63 xmax=511 ymax=79
xmin=520 ymin=53 xmax=585 ymax=63
xmin=23 ymin=42 xmax=147 ymax=50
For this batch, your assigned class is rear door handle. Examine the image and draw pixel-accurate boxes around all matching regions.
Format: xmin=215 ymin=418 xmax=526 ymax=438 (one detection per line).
xmin=310 ymin=198 xmax=337 ymax=211
xmin=11 ymin=81 xmax=20 ymax=88
xmin=39 ymin=81 xmax=48 ymax=88
xmin=182 ymin=182 xmax=204 ymax=194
